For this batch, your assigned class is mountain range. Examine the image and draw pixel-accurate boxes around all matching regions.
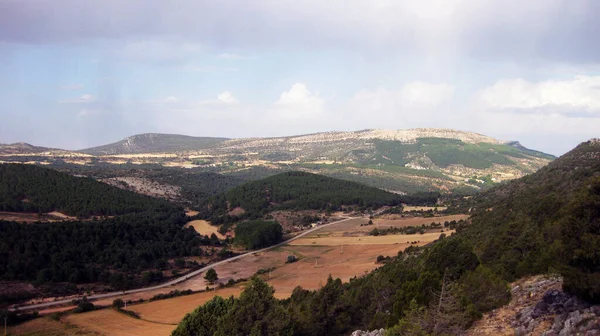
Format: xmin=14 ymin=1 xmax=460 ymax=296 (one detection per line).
xmin=0 ymin=128 xmax=555 ymax=194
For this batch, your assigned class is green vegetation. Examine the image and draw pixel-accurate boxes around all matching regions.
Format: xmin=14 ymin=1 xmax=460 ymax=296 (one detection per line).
xmin=371 ymin=138 xmax=528 ymax=169
xmin=0 ymin=164 xmax=218 ymax=290
xmin=459 ymin=140 xmax=600 ymax=302
xmin=0 ymin=212 xmax=204 ymax=288
xmin=227 ymin=171 xmax=403 ymax=213
xmin=234 ymin=220 xmax=283 ymax=249
xmin=0 ymin=163 xmax=176 ymax=217
xmin=79 ymin=133 xmax=229 ymax=155
xmin=204 ymin=269 xmax=219 ymax=284
xmin=173 ymin=239 xmax=510 ymax=335
xmin=174 ymin=141 xmax=597 ymax=335
xmin=202 ymin=172 xmax=438 ymax=226
xmin=151 ymin=289 xmax=195 ymax=302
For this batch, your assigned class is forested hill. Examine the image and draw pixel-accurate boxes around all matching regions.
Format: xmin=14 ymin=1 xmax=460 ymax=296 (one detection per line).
xmin=203 ymin=171 xmax=438 ymax=220
xmin=463 ymin=139 xmax=600 ymax=302
xmin=0 ymin=163 xmax=177 ymax=217
xmin=171 ymin=140 xmax=600 ymax=336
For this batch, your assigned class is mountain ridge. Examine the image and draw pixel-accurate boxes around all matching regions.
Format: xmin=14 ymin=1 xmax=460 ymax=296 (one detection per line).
xmin=0 ymin=128 xmax=557 ymax=195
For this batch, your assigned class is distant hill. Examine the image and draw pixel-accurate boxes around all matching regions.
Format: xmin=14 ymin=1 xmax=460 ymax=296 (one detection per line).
xmin=0 ymin=163 xmax=177 ymax=217
xmin=202 ymin=171 xmax=438 ymax=224
xmin=1 ymin=129 xmax=556 ymax=195
xmin=0 ymin=142 xmax=54 ymax=155
xmin=79 ymin=133 xmax=229 ymax=155
xmin=463 ymin=138 xmax=600 ymax=302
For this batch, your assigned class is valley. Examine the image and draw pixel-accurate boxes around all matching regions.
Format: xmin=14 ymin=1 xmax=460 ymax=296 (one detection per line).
xmin=2 ymin=134 xmax=599 ymax=336
xmin=7 ymin=212 xmax=458 ymax=336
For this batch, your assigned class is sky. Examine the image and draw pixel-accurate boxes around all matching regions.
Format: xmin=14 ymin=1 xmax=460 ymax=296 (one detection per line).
xmin=0 ymin=0 xmax=599 ymax=155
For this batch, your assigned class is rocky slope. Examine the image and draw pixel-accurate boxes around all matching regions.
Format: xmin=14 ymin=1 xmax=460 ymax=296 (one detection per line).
xmin=467 ymin=275 xmax=600 ymax=336
xmin=0 ymin=142 xmax=53 ymax=155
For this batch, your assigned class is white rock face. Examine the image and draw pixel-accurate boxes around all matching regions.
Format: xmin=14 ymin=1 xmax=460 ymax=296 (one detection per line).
xmin=217 ymin=128 xmax=504 ymax=151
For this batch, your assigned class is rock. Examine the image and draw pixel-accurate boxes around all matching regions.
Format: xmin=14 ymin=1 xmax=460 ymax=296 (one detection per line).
xmin=350 ymin=329 xmax=385 ymax=336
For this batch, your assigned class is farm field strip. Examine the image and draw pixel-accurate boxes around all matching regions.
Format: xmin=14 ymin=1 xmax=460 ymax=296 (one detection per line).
xmin=127 ymin=244 xmax=405 ymax=326
xmin=288 ymin=230 xmax=453 ymax=246
xmin=314 ymin=214 xmax=468 ymax=234
xmin=64 ymin=309 xmax=175 ymax=336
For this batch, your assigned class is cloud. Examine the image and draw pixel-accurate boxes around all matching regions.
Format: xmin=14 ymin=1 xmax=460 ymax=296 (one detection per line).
xmin=59 ymin=94 xmax=96 ymax=104
xmin=217 ymin=91 xmax=238 ymax=104
xmin=478 ymin=76 xmax=600 ymax=116
xmin=1 ymin=1 xmax=598 ymax=64
xmin=272 ymin=83 xmax=324 ymax=120
xmin=350 ymin=82 xmax=455 ymax=118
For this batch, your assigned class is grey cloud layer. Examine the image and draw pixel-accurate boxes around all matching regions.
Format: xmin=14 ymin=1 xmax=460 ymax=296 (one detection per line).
xmin=1 ymin=0 xmax=599 ymax=63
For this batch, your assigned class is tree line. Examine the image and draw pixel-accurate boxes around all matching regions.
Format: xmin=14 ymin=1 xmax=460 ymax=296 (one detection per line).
xmin=0 ymin=163 xmax=177 ymax=217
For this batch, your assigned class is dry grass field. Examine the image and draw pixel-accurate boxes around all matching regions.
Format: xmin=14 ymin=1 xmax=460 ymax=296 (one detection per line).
xmin=184 ymin=220 xmax=226 ymax=239
xmin=7 ymin=317 xmax=100 ymax=336
xmin=313 ymin=215 xmax=467 ymax=236
xmin=128 ymin=243 xmax=405 ymax=326
xmin=288 ymin=231 xmax=452 ymax=246
xmin=129 ymin=287 xmax=243 ymax=324
xmin=64 ymin=309 xmax=175 ymax=336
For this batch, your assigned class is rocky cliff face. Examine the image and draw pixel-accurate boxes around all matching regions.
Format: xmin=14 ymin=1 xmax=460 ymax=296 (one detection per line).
xmin=467 ymin=275 xmax=600 ymax=336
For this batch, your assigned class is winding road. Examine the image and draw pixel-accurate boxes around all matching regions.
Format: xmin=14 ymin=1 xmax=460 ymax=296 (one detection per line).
xmin=12 ymin=216 xmax=360 ymax=312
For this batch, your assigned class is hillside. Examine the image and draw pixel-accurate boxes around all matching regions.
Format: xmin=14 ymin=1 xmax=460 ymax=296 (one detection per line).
xmin=79 ymin=133 xmax=229 ymax=155
xmin=0 ymin=164 xmax=212 ymax=292
xmin=201 ymin=171 xmax=435 ymax=223
xmin=0 ymin=129 xmax=555 ymax=195
xmin=172 ymin=139 xmax=600 ymax=336
xmin=0 ymin=143 xmax=53 ymax=155
xmin=0 ymin=163 xmax=176 ymax=217
xmin=463 ymin=138 xmax=600 ymax=300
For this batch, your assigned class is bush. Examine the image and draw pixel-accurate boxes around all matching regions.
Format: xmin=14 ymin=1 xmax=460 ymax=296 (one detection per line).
xmin=73 ymin=298 xmax=95 ymax=313
xmin=286 ymin=255 xmax=298 ymax=263
xmin=204 ymin=268 xmax=218 ymax=284
xmin=112 ymin=298 xmax=124 ymax=308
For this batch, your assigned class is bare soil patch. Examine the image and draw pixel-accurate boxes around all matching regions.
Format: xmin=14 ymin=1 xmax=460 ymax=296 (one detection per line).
xmin=184 ymin=220 xmax=227 ymax=239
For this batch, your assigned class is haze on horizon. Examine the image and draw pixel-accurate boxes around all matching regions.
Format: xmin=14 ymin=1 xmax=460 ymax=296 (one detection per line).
xmin=1 ymin=0 xmax=599 ymax=156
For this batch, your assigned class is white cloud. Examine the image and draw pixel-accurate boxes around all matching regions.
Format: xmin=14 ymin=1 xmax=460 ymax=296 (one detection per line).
xmin=478 ymin=75 xmax=600 ymax=115
xmin=351 ymin=82 xmax=455 ymax=112
xmin=59 ymin=94 xmax=96 ymax=104
xmin=217 ymin=91 xmax=238 ymax=104
xmin=272 ymin=83 xmax=324 ymax=120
